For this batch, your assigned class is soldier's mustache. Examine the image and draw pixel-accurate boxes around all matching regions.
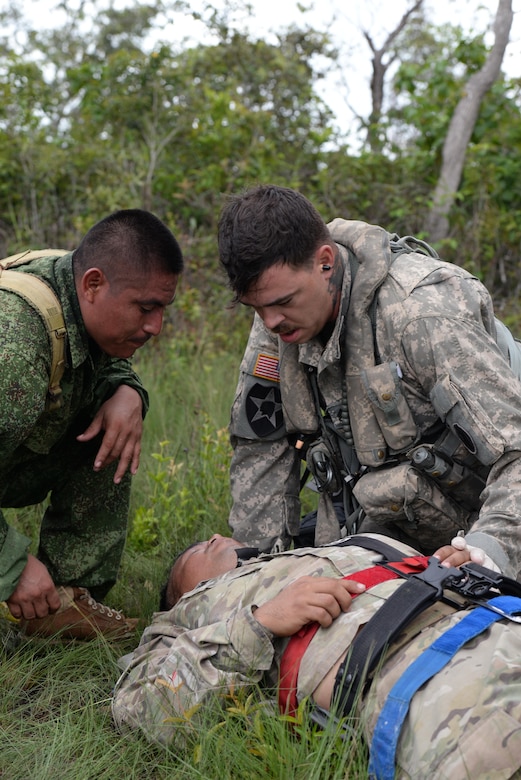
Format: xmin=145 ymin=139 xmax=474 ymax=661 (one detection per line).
xmin=272 ymin=324 xmax=295 ymax=335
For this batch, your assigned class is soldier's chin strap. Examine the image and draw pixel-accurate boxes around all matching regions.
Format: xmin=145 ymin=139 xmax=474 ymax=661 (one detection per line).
xmin=333 ymin=555 xmax=521 ymax=720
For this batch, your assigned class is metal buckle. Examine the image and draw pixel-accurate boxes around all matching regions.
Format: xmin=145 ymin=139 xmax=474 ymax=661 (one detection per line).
xmin=473 ymin=600 xmax=521 ymax=623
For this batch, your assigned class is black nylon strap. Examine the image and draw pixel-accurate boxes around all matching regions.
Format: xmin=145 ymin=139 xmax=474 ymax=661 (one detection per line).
xmin=330 ymin=533 xmax=436 ymax=716
xmin=333 ymin=572 xmax=441 ymax=716
xmin=327 ymin=538 xmax=521 ymax=722
xmin=332 ymin=534 xmax=412 ymax=563
xmin=332 ymin=545 xmax=521 ymax=717
xmin=235 ymin=547 xmax=261 ymax=566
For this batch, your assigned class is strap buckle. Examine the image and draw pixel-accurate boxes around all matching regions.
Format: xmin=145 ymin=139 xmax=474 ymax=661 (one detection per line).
xmin=414 ymin=559 xmax=521 ymax=622
xmin=382 ymin=556 xmax=464 ymax=596
xmin=451 ymin=561 xmax=503 ymax=598
xmin=411 ymin=557 xmax=464 ymax=596
xmin=389 ymin=557 xmax=507 ymax=601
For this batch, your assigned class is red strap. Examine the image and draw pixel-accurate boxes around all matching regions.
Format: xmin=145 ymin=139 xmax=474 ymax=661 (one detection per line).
xmin=278 ymin=555 xmax=429 ymax=717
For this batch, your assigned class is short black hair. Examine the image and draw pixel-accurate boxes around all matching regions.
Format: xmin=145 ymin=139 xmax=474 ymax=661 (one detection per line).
xmin=73 ymin=208 xmax=184 ymax=283
xmin=218 ymin=184 xmax=332 ymax=300
xmin=158 ymin=541 xmax=203 ymax=611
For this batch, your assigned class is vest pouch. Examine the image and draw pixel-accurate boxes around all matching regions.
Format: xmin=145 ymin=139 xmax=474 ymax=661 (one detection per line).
xmin=361 ymin=362 xmax=418 ymax=453
xmin=347 ymin=373 xmax=388 ymax=467
xmin=353 ymin=463 xmax=474 ymax=554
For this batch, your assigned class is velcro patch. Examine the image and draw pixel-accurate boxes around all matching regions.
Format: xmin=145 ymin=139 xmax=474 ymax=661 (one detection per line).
xmin=253 ymin=352 xmax=280 ymax=383
xmin=245 ymin=383 xmax=283 ymax=437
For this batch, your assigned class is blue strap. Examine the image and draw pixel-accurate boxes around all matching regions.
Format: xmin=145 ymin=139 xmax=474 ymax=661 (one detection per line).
xmin=368 ymin=595 xmax=521 ymax=779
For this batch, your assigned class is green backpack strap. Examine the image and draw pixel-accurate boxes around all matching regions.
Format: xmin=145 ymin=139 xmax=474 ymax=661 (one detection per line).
xmin=0 ymin=251 xmax=68 ymax=410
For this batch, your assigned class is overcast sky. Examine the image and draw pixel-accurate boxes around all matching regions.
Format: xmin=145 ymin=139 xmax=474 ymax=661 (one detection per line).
xmin=14 ymin=0 xmax=521 ymax=142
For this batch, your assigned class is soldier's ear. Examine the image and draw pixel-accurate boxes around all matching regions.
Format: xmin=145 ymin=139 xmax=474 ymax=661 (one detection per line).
xmin=315 ymin=244 xmax=335 ymax=273
xmin=79 ymin=268 xmax=107 ymax=302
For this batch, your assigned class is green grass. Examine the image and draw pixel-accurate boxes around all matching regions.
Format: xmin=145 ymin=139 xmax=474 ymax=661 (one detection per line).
xmin=0 ymin=630 xmax=367 ymax=779
xmin=0 ymin=325 xmax=366 ymax=779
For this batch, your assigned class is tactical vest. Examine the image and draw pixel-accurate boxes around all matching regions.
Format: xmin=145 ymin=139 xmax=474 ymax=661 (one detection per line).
xmin=329 ymin=220 xmax=521 ymax=470
xmin=0 ymin=250 xmax=68 ymax=410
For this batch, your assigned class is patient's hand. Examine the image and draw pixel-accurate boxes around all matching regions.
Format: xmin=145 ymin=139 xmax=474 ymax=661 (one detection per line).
xmin=253 ymin=575 xmax=365 ymax=637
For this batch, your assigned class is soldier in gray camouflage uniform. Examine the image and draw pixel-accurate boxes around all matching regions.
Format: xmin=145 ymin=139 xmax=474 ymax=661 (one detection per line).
xmin=0 ymin=209 xmax=183 ymax=638
xmin=217 ymin=184 xmax=521 ymax=579
xmin=112 ymin=534 xmax=521 ymax=776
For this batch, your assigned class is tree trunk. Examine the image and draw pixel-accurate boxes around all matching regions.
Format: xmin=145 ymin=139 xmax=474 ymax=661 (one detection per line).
xmin=426 ymin=0 xmax=513 ymax=241
xmin=364 ymin=0 xmax=424 ymax=152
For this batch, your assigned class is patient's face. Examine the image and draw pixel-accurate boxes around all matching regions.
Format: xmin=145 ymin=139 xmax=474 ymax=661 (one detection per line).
xmin=174 ymin=534 xmax=246 ymax=596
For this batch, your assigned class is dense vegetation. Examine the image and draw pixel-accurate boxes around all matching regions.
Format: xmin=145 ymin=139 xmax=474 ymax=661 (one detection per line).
xmin=1 ymin=1 xmax=521 ymax=776
xmin=1 ymin=0 xmax=521 ymax=324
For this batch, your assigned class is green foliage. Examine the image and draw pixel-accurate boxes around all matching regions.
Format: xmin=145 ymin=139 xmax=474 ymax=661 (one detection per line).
xmin=180 ymin=686 xmax=368 ymax=779
xmin=155 ymin=682 xmax=367 ymax=779
xmin=0 ymin=0 xmax=338 ymax=247
xmin=0 ymin=1 xmax=520 ymax=318
xmin=0 ymin=631 xmax=368 ymax=779
xmin=128 ymin=420 xmax=232 ymax=553
xmin=389 ymin=24 xmax=489 ymax=155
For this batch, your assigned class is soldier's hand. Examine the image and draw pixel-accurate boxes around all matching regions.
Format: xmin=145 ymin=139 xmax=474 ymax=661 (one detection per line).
xmin=6 ymin=555 xmax=61 ymax=620
xmin=433 ymin=536 xmax=501 ymax=572
xmin=76 ymin=384 xmax=143 ymax=484
xmin=432 ymin=543 xmax=471 ymax=568
xmin=434 ymin=536 xmax=501 ymax=572
xmin=252 ymin=575 xmax=365 ymax=636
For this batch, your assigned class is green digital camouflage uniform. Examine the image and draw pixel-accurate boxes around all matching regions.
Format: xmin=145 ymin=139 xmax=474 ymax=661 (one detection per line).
xmin=0 ymin=252 xmax=148 ymax=601
xmin=112 ymin=537 xmax=521 ymax=777
xmin=228 ymin=220 xmax=521 ymax=578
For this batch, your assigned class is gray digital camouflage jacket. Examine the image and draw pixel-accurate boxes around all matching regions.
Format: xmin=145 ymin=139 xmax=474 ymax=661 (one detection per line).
xmin=112 ymin=538 xmax=521 ymax=777
xmin=0 ymin=252 xmax=148 ymax=599
xmin=228 ymin=220 xmax=521 ymax=578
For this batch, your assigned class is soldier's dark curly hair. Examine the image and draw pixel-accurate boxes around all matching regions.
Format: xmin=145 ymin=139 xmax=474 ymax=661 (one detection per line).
xmin=217 ymin=184 xmax=333 ymax=301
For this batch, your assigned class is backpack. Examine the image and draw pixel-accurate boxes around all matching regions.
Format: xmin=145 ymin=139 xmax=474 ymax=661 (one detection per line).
xmin=388 ymin=234 xmax=521 ymax=380
xmin=0 ymin=250 xmax=68 ymax=410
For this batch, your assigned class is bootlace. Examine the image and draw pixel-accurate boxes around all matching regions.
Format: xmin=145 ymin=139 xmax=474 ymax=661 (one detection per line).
xmin=77 ymin=588 xmax=124 ymax=621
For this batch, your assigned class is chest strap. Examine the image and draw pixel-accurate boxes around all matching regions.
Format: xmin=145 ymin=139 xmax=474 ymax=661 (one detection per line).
xmin=333 ymin=556 xmax=521 ymax=718
xmin=368 ymin=594 xmax=521 ymax=779
xmin=278 ymin=554 xmax=429 ymax=717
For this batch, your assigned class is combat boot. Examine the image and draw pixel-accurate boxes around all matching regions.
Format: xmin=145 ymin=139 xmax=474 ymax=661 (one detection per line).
xmin=20 ymin=586 xmax=138 ymax=640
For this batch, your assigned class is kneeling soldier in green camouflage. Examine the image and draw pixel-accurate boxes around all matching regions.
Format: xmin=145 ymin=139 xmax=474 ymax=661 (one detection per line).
xmin=0 ymin=210 xmax=183 ymax=639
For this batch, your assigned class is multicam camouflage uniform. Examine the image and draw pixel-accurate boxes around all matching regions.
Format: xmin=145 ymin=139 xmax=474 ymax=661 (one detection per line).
xmin=0 ymin=252 xmax=148 ymax=601
xmin=229 ymin=220 xmax=521 ymax=578
xmin=112 ymin=537 xmax=521 ymax=776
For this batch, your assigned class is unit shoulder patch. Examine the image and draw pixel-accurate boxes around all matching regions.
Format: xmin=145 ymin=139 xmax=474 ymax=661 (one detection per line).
xmin=245 ymin=382 xmax=283 ymax=437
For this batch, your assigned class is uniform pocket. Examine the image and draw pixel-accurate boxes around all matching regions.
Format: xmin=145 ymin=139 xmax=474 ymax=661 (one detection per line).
xmin=353 ymin=463 xmax=473 ymax=553
xmin=361 ymin=362 xmax=418 ymax=452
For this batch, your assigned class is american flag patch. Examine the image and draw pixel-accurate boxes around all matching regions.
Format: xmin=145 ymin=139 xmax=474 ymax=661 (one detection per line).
xmin=253 ymin=353 xmax=280 ymax=382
